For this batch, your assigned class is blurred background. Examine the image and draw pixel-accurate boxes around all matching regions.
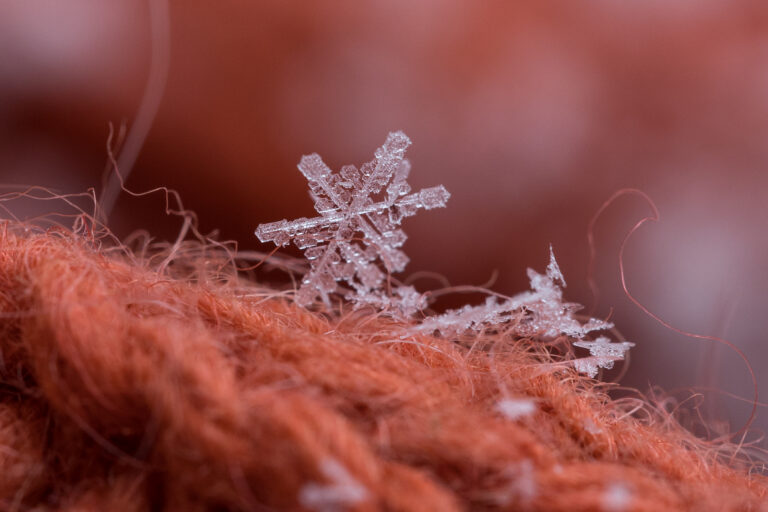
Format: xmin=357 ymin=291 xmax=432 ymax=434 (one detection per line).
xmin=1 ymin=0 xmax=767 ymax=438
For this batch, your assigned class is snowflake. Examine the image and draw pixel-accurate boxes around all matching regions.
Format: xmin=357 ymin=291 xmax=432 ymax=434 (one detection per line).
xmin=413 ymin=246 xmax=634 ymax=379
xmin=416 ymin=246 xmax=612 ymax=339
xmin=255 ymin=131 xmax=450 ymax=312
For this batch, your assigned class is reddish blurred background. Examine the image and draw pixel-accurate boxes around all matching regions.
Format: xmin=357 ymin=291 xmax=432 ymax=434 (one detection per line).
xmin=2 ymin=0 xmax=767 ymax=437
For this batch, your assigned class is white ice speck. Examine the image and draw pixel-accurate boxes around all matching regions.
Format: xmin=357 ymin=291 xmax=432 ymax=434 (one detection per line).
xmin=602 ymin=482 xmax=632 ymax=512
xmin=496 ymin=398 xmax=537 ymax=420
xmin=583 ymin=417 xmax=603 ymax=435
xmin=496 ymin=460 xmax=537 ymax=506
xmin=299 ymin=458 xmax=368 ymax=512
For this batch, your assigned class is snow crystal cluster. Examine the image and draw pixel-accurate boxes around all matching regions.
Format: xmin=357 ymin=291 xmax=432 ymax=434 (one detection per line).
xmin=256 ymin=131 xmax=449 ymax=313
xmin=255 ymin=131 xmax=633 ymax=378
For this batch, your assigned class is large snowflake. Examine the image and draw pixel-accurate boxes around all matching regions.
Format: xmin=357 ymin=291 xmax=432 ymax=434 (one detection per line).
xmin=255 ymin=131 xmax=450 ymax=312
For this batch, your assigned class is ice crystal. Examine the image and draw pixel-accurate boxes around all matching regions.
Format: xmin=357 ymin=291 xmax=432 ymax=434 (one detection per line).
xmin=416 ymin=246 xmax=612 ymax=339
xmin=414 ymin=246 xmax=633 ymax=379
xmin=572 ymin=356 xmax=622 ymax=379
xmin=255 ymin=135 xmax=633 ymax=379
xmin=572 ymin=336 xmax=635 ymax=378
xmin=256 ymin=131 xmax=449 ymax=313
xmin=582 ymin=417 xmax=603 ymax=435
xmin=602 ymin=483 xmax=632 ymax=512
xmin=496 ymin=398 xmax=537 ymax=420
xmin=573 ymin=336 xmax=635 ymax=360
xmin=299 ymin=458 xmax=368 ymax=512
xmin=496 ymin=460 xmax=537 ymax=506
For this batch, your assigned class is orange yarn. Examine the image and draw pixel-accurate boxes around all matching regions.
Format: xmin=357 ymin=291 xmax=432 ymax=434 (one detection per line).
xmin=0 ymin=223 xmax=764 ymax=511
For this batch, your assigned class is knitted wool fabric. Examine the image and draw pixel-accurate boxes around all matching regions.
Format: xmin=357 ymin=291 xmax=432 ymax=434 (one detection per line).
xmin=0 ymin=224 xmax=764 ymax=511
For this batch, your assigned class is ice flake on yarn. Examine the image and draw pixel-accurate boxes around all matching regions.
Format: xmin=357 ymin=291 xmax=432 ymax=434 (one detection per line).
xmin=255 ymin=131 xmax=449 ymax=313
xmin=573 ymin=336 xmax=635 ymax=360
xmin=299 ymin=458 xmax=368 ymax=512
xmin=496 ymin=398 xmax=537 ymax=420
xmin=495 ymin=460 xmax=537 ymax=506
xmin=573 ymin=356 xmax=621 ymax=379
xmin=572 ymin=337 xmax=635 ymax=378
xmin=602 ymin=482 xmax=632 ymax=512
xmin=414 ymin=247 xmax=633 ymax=379
xmin=416 ymin=246 xmax=612 ymax=340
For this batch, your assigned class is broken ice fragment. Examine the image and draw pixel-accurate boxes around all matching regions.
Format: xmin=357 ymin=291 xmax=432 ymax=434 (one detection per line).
xmin=414 ymin=248 xmax=613 ymax=340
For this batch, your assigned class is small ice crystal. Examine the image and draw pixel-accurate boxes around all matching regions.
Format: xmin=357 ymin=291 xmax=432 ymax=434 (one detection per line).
xmin=545 ymin=244 xmax=566 ymax=287
xmin=495 ymin=460 xmax=537 ymax=506
xmin=255 ymin=132 xmax=449 ymax=314
xmin=572 ymin=357 xmax=617 ymax=379
xmin=496 ymin=398 xmax=537 ymax=420
xmin=583 ymin=417 xmax=603 ymax=435
xmin=299 ymin=458 xmax=368 ymax=512
xmin=573 ymin=337 xmax=635 ymax=360
xmin=602 ymin=482 xmax=632 ymax=512
xmin=572 ymin=337 xmax=635 ymax=377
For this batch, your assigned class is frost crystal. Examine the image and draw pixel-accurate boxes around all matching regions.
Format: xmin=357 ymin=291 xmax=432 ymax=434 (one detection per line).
xmin=572 ymin=356 xmax=622 ymax=379
xmin=414 ymin=247 xmax=633 ymax=379
xmin=256 ymin=131 xmax=449 ymax=313
xmin=573 ymin=336 xmax=635 ymax=360
xmin=416 ymin=246 xmax=612 ymax=339
xmin=572 ymin=337 xmax=635 ymax=378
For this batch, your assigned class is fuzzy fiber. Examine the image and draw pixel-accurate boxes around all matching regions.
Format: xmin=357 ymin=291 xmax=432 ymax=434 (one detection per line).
xmin=0 ymin=224 xmax=764 ymax=511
